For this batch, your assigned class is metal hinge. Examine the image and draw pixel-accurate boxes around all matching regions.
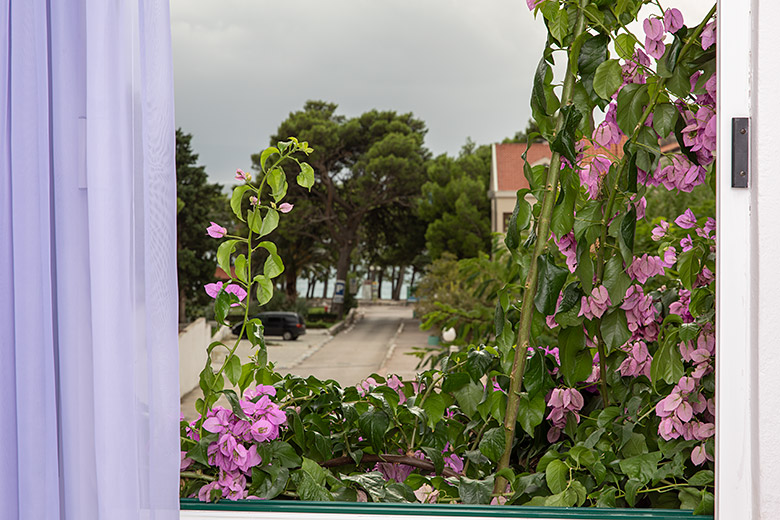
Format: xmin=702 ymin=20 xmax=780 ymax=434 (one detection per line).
xmin=732 ymin=117 xmax=750 ymax=188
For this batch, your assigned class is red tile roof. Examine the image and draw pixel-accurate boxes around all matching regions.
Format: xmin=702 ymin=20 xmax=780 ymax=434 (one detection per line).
xmin=493 ymin=142 xmax=550 ymax=192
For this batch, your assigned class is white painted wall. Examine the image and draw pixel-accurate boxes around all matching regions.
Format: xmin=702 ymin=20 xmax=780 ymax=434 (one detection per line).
xmin=752 ymin=0 xmax=780 ymax=516
xmin=179 ymin=318 xmax=231 ymax=396
xmin=719 ymin=0 xmax=780 ymax=517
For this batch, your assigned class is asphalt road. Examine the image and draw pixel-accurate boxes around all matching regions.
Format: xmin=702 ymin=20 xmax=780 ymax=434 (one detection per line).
xmin=181 ymin=304 xmax=415 ymax=421
xmin=281 ymin=305 xmax=411 ymax=387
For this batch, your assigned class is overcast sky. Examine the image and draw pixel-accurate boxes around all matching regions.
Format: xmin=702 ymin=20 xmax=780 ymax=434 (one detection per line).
xmin=170 ymin=1 xmax=711 ymax=189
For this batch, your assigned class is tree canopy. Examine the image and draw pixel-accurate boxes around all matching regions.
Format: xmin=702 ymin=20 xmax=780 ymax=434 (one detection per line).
xmin=254 ymin=101 xmax=430 ymax=314
xmin=418 ymin=140 xmax=492 ymax=260
xmin=176 ymin=128 xmax=227 ymax=322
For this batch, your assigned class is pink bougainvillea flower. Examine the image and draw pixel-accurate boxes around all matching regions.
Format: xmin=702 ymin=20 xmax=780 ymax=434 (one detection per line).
xmin=553 ymin=232 xmax=577 ymax=272
xmin=235 ymin=169 xmax=251 ymax=182
xmin=680 ymin=234 xmax=694 ymax=252
xmin=224 ymin=283 xmax=247 ymax=302
xmin=701 ymin=20 xmax=716 ymax=50
xmin=204 ymin=282 xmax=247 ymax=305
xmin=626 ymin=254 xmax=666 ymax=284
xmin=526 ymin=0 xmax=543 ymax=10
xmin=249 ymin=195 xmax=259 ymax=206
xmin=643 ymin=17 xmax=666 ymax=59
xmin=206 ymin=221 xmax=227 ymax=238
xmin=691 ymin=444 xmax=713 ymax=466
xmin=580 ymin=155 xmax=611 ymax=199
xmin=651 ymin=220 xmax=670 ymax=241
xmin=204 ymin=282 xmax=224 ymax=299
xmin=643 ymin=17 xmax=665 ymax=41
xmin=663 ymin=8 xmax=684 ymax=33
xmin=661 ymin=246 xmax=677 ymax=268
xmin=278 ymin=202 xmax=294 ymax=213
xmin=579 ymin=285 xmax=611 ymax=320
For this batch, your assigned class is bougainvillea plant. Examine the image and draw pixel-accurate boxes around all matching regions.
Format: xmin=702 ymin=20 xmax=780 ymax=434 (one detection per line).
xmin=181 ymin=0 xmax=717 ymax=512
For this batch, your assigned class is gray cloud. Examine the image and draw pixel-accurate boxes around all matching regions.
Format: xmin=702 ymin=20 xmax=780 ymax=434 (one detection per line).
xmin=171 ymin=0 xmax=711 ymax=188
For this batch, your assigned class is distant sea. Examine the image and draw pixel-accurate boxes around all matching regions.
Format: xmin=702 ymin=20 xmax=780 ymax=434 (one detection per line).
xmin=295 ymin=274 xmax=413 ymax=301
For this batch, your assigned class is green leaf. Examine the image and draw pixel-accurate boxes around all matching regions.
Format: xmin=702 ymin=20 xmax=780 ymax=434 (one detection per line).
xmin=558 ymin=326 xmax=590 ymax=386
xmin=517 ymin=393 xmax=546 ymax=436
xmin=532 ymin=56 xmax=551 ymax=116
xmin=458 ymin=476 xmax=494 ymax=505
xmin=341 ymin=472 xmax=387 ymax=501
xmin=568 ymin=445 xmax=597 ymax=467
xmin=550 ymin=105 xmax=583 ymax=166
xmin=545 ymin=459 xmax=568 ymax=494
xmin=263 ymin=252 xmax=285 ymax=280
xmin=453 ymin=381 xmax=483 ymax=418
xmin=260 ymin=146 xmax=279 ymax=172
xmin=551 ymin=173 xmax=576 ymax=237
xmin=297 ymin=162 xmax=315 ymax=190
xmin=258 ymin=208 xmax=279 ymax=237
xmin=550 ymin=8 xmax=569 ymax=45
xmin=230 ymin=185 xmax=251 ymax=221
xmin=597 ymin=406 xmax=622 ymax=428
xmin=619 ymin=451 xmax=662 ymax=485
xmin=653 ymin=103 xmax=679 ymax=139
xmin=421 ymin=392 xmax=446 ymax=428
xmin=523 ymin=350 xmax=546 ymax=398
xmin=678 ymin=487 xmax=702 ymax=510
xmin=247 ymin=208 xmax=263 ymax=234
xmin=294 ymin=471 xmax=334 ymax=502
xmin=677 ymin=249 xmax=700 ymax=291
xmin=254 ymin=274 xmax=274 ymax=305
xmin=614 ymin=33 xmax=637 ymax=60
xmin=267 ymin=168 xmax=288 ymax=203
xmin=253 ymin=466 xmax=289 ymax=499
xmin=689 ymin=469 xmax=714 ymax=486
xmin=225 ymin=355 xmax=241 ymax=386
xmin=216 ymin=240 xmax=238 ymax=277
xmin=600 ymin=309 xmax=631 ymax=353
xmin=421 ymin=447 xmax=445 ymax=475
xmin=214 ymin=290 xmax=231 ymax=325
xmin=603 ymin=254 xmax=631 ymax=304
xmin=534 ymin=254 xmax=569 ymax=316
xmin=220 ymin=389 xmax=249 ymax=421
xmin=651 ymin=332 xmax=685 ymax=387
xmin=616 ymin=83 xmax=649 ymax=136
xmin=234 ymin=254 xmax=248 ymax=284
xmin=478 ymin=427 xmax=506 ymax=463
xmin=505 ymin=190 xmax=532 ymax=250
xmin=619 ymin=207 xmax=636 ymax=265
xmin=358 ymin=409 xmax=390 ymax=449
xmin=593 ymin=59 xmax=623 ymax=99
xmin=442 ymin=372 xmax=471 ymax=393
xmin=577 ymin=34 xmax=609 ymax=76
xmin=694 ymin=491 xmax=715 ymax=515
xmin=625 ymin=478 xmax=643 ymax=507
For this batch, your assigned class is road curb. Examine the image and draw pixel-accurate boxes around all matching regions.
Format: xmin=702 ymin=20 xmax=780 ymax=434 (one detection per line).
xmin=377 ymin=319 xmax=405 ymax=375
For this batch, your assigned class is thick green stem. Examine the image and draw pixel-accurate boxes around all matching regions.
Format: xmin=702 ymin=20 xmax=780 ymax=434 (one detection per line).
xmin=494 ymin=0 xmax=589 ymax=493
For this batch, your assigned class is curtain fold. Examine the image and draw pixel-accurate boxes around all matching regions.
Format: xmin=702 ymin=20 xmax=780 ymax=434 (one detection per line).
xmin=0 ymin=1 xmax=179 ymax=518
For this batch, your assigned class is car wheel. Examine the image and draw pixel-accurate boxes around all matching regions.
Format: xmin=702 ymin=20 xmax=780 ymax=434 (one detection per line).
xmin=282 ymin=331 xmax=293 ymax=341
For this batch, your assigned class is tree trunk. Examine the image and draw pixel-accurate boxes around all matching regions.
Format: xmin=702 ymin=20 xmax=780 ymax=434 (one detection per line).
xmin=392 ymin=265 xmax=405 ymax=300
xmin=332 ymin=242 xmax=355 ymax=317
xmin=322 ymin=275 xmax=329 ymax=299
xmin=377 ymin=269 xmax=384 ymax=300
xmin=285 ymin=269 xmax=297 ymax=301
xmin=410 ymin=267 xmax=417 ymax=289
xmin=179 ymin=288 xmax=187 ymax=325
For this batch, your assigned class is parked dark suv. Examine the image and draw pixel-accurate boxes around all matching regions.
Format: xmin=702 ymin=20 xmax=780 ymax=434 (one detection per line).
xmin=232 ymin=311 xmax=306 ymax=341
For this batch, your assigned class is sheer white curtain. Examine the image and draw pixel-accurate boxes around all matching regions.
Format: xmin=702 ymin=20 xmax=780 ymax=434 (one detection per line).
xmin=0 ymin=1 xmax=179 ymax=519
